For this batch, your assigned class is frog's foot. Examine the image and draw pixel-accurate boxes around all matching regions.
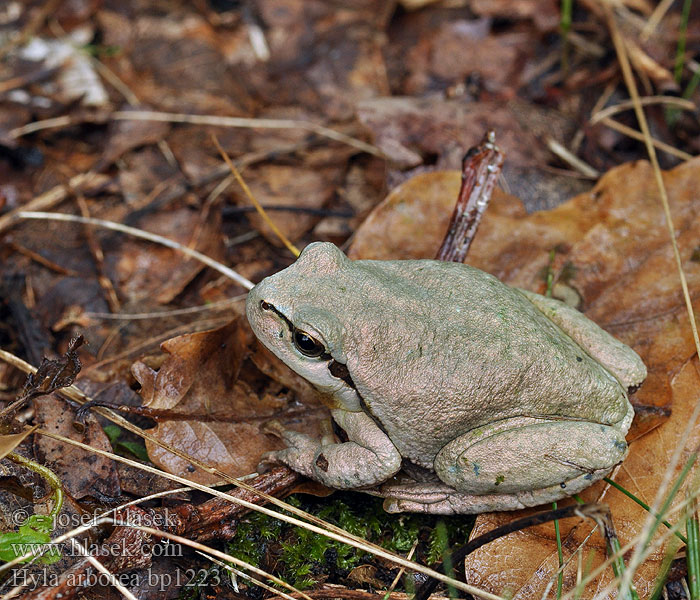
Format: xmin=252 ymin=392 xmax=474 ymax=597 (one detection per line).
xmin=433 ymin=416 xmax=629 ymax=502
xmin=259 ymin=409 xmax=402 ymax=489
xmin=378 ymin=473 xmax=605 ymax=515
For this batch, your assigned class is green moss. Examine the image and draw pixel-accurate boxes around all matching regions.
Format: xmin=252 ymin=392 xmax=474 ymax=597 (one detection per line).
xmin=227 ymin=492 xmax=474 ymax=593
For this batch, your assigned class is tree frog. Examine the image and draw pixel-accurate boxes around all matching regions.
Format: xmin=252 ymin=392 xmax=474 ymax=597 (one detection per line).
xmin=246 ymin=242 xmax=646 ymax=514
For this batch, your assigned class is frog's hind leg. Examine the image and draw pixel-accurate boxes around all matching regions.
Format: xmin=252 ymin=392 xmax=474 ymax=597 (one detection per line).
xmin=379 ymin=475 xmax=598 ymax=515
xmin=428 ymin=416 xmax=629 ymax=511
xmin=518 ymin=289 xmax=646 ymax=389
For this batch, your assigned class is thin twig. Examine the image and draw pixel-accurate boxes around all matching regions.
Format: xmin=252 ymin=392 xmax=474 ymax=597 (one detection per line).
xmin=590 ymin=96 xmax=696 ymax=124
xmin=85 ymin=295 xmax=245 ymax=320
xmin=76 ymin=196 xmax=121 ymax=312
xmin=597 ymin=117 xmax=694 ymax=161
xmin=436 ymin=131 xmax=504 ymax=263
xmin=9 ymin=110 xmax=383 ymax=157
xmin=16 ymin=211 xmax=254 ymax=290
xmin=212 ymin=134 xmax=300 ymax=257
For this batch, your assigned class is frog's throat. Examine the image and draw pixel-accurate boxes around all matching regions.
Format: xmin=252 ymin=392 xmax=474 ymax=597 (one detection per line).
xmin=316 ymin=359 xmax=361 ymax=410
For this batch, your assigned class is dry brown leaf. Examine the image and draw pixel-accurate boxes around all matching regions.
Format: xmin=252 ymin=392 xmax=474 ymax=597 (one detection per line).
xmin=135 ymin=318 xmax=328 ymax=484
xmin=357 ymin=97 xmax=549 ymax=171
xmin=349 ymin=157 xmax=700 ymax=595
xmin=240 ymin=163 xmax=341 ymax=246
xmin=97 ymin=105 xmax=171 ymax=170
xmin=33 ymin=394 xmax=121 ymax=499
xmin=112 ymin=206 xmax=224 ymax=305
xmin=250 ymin=0 xmax=391 ymax=119
xmin=0 ymin=427 xmax=36 ymax=461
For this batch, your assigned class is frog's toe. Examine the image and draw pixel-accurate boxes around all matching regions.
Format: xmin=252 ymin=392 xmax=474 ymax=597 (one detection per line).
xmin=257 ymin=450 xmax=284 ymax=473
xmin=258 ymin=445 xmax=320 ymax=480
xmin=261 ymin=419 xmax=287 ymax=438
xmin=377 ymin=471 xmax=618 ymax=514
xmin=378 ymin=482 xmax=529 ymax=514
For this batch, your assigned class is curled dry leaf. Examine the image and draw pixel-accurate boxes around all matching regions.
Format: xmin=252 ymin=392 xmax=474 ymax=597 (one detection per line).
xmin=349 ymin=157 xmax=700 ymax=596
xmin=0 ymin=427 xmax=36 ymax=461
xmin=134 ymin=317 xmax=328 ymax=484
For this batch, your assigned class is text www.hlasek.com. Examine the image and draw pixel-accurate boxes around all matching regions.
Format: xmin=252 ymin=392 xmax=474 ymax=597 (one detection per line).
xmin=10 ymin=539 xmax=182 ymax=559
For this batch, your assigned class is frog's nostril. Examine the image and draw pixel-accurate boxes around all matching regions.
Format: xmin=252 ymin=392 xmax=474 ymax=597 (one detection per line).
xmin=260 ymin=301 xmax=273 ymax=311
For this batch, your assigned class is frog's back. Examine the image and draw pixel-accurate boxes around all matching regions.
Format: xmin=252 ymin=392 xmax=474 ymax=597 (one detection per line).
xmin=342 ymin=257 xmax=631 ymax=467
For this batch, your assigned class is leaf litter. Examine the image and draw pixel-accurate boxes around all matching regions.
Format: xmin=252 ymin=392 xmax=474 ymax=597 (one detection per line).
xmin=1 ymin=1 xmax=700 ymax=599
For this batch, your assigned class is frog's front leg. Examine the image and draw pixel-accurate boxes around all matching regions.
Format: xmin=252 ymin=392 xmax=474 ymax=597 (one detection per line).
xmin=261 ymin=409 xmax=402 ymax=489
xmin=433 ymin=413 xmax=631 ymax=498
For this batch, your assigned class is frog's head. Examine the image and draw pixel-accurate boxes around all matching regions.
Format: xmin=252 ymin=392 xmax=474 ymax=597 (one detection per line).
xmin=246 ymin=243 xmax=360 ymax=409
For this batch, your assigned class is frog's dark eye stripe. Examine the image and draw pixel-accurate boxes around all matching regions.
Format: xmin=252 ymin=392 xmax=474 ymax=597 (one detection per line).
xmin=259 ymin=300 xmax=294 ymax=330
xmin=329 ymin=359 xmax=356 ymax=389
xmin=260 ymin=300 xmax=331 ymax=360
xmin=293 ymin=329 xmax=326 ymax=357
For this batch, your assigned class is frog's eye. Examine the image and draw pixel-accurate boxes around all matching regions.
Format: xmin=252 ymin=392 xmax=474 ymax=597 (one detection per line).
xmin=293 ymin=329 xmax=326 ymax=357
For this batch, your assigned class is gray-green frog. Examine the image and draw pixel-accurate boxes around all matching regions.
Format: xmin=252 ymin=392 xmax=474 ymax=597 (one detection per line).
xmin=246 ymin=242 xmax=646 ymax=514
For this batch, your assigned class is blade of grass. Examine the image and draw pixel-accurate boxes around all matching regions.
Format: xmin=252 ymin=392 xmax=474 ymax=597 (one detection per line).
xmin=6 ymin=452 xmax=63 ymax=523
xmin=646 ymin=451 xmax=698 ymax=556
xmin=674 ymin=0 xmax=693 ymax=83
xmin=604 ymin=5 xmax=700 ymax=592
xmin=683 ymin=65 xmax=700 ymax=99
xmin=648 ymin=540 xmax=681 ymax=600
xmin=590 ymin=96 xmax=696 ymax=124
xmin=16 ymin=212 xmax=255 ymax=290
xmin=560 ymin=0 xmax=573 ymax=73
xmin=604 ymin=477 xmax=687 ymax=544
xmin=688 ymin=492 xmax=700 ymax=600
xmin=9 ymin=111 xmax=384 ymax=158
xmin=211 ymin=134 xmax=300 ymax=258
xmin=607 ymin=534 xmax=639 ymax=600
xmin=605 ymin=7 xmax=700 ymax=359
xmin=554 ymin=501 xmax=564 ymax=599
xmin=436 ymin=521 xmax=457 ymax=600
